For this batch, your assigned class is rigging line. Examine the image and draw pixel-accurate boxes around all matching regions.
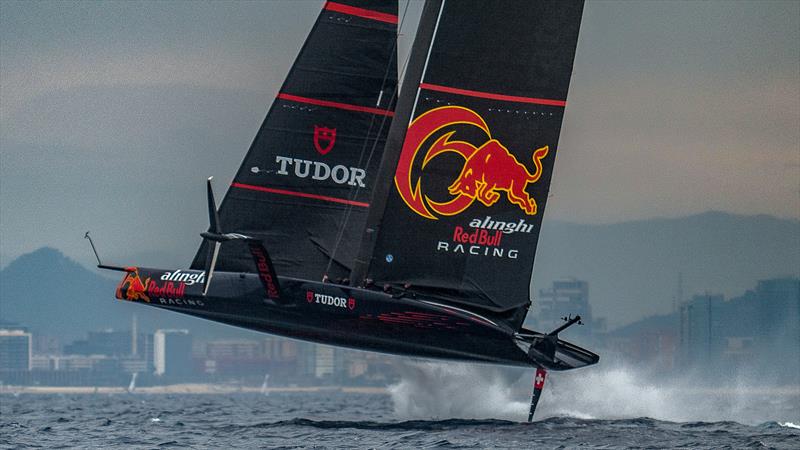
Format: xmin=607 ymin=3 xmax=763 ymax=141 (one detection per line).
xmin=324 ymin=0 xmax=412 ymax=277
xmin=324 ymin=0 xmax=413 ymax=277
xmin=409 ymin=0 xmax=445 ymax=122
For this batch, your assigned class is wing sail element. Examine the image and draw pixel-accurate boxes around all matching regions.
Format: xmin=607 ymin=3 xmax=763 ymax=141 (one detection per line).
xmin=192 ymin=0 xmax=399 ymax=281
xmin=352 ymin=0 xmax=585 ymax=320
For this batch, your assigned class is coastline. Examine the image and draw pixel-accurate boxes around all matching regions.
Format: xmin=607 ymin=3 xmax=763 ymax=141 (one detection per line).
xmin=0 ymin=384 xmax=389 ymax=395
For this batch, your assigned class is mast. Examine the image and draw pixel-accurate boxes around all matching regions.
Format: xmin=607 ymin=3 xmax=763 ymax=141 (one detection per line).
xmin=351 ymin=0 xmax=443 ymax=284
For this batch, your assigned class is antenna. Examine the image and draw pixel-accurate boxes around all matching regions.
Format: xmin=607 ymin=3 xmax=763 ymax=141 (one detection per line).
xmin=84 ymin=231 xmax=102 ymax=266
xmin=84 ymin=231 xmax=127 ymax=272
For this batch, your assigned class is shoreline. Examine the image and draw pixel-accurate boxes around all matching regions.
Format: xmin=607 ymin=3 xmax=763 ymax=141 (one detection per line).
xmin=0 ymin=384 xmax=389 ymax=395
xmin=2 ymin=384 xmax=799 ymax=396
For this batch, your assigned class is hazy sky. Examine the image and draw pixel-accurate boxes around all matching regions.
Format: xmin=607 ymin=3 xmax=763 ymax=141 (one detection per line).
xmin=1 ymin=0 xmax=798 ymax=268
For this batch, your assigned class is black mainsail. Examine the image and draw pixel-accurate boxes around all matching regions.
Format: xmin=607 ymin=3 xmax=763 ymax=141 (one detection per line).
xmin=352 ymin=0 xmax=585 ymax=324
xmin=192 ymin=0 xmax=399 ymax=281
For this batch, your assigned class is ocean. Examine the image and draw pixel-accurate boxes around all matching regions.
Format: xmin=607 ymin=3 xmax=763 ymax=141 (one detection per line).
xmin=2 ymin=363 xmax=799 ymax=448
xmin=2 ymin=393 xmax=798 ymax=448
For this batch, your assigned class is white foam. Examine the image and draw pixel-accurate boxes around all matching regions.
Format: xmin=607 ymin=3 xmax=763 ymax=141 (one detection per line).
xmin=388 ymin=360 xmax=800 ymax=424
xmin=388 ymin=361 xmax=527 ymax=420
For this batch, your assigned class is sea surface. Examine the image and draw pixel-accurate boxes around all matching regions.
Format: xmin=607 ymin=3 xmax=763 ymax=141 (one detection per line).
xmin=2 ymin=392 xmax=799 ymax=449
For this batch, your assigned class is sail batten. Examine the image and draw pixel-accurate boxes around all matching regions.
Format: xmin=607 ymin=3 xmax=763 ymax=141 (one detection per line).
xmin=276 ymin=93 xmax=395 ymax=117
xmin=419 ymin=83 xmax=568 ymax=107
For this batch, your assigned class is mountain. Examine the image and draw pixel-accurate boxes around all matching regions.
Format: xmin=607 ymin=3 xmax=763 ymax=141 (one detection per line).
xmin=0 ymin=247 xmax=247 ymax=339
xmin=531 ymin=211 xmax=800 ymax=327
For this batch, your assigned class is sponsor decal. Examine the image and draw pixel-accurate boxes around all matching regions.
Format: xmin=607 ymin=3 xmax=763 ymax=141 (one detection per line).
xmin=147 ymin=280 xmax=187 ymax=298
xmin=313 ymin=125 xmax=336 ymax=155
xmin=149 ymin=277 xmax=206 ymax=308
xmin=468 ymin=215 xmax=535 ymax=234
xmin=452 ymin=226 xmax=503 ymax=247
xmin=395 ymin=106 xmax=549 ymax=219
xmin=436 ymin=241 xmax=519 ymax=259
xmin=156 ymin=297 xmax=205 ymax=307
xmin=435 ymin=216 xmax=533 ymax=259
xmin=116 ymin=268 xmax=206 ymax=308
xmin=273 ymin=156 xmax=366 ymax=188
xmin=249 ymin=243 xmax=280 ymax=299
xmin=117 ymin=268 xmax=151 ymax=302
xmin=306 ymin=290 xmax=356 ymax=310
xmin=534 ymin=368 xmax=547 ymax=389
xmin=160 ymin=270 xmax=206 ymax=285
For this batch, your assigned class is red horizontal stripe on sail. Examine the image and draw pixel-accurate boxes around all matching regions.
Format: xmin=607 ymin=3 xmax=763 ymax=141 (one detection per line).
xmin=232 ymin=183 xmax=369 ymax=208
xmin=324 ymin=1 xmax=398 ymax=24
xmin=277 ymin=93 xmax=394 ymax=116
xmin=419 ymin=83 xmax=567 ymax=107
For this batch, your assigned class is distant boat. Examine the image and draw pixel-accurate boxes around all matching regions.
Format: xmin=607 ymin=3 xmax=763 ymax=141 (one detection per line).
xmin=97 ymin=0 xmax=597 ymax=420
xmin=260 ymin=374 xmax=270 ymax=396
xmin=127 ymin=372 xmax=137 ymax=393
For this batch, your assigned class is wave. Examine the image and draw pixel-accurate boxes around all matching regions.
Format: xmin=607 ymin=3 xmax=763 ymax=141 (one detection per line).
xmin=211 ymin=416 xmax=800 ymax=433
xmin=386 ymin=360 xmax=800 ymax=425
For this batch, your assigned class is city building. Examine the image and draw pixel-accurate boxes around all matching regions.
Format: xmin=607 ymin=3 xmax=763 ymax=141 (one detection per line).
xmin=678 ymin=278 xmax=799 ymax=382
xmin=0 ymin=328 xmax=32 ymax=371
xmin=534 ymin=279 xmax=593 ymax=338
xmin=755 ymin=277 xmax=800 ymax=381
xmin=679 ymin=293 xmax=725 ymax=368
xmin=63 ymin=329 xmax=153 ymax=373
xmin=153 ymin=329 xmax=192 ymax=378
xmin=603 ymin=313 xmax=677 ymax=372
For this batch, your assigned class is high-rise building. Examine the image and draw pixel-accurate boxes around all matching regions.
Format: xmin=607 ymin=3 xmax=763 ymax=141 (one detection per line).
xmin=0 ymin=328 xmax=32 ymax=371
xmin=755 ymin=278 xmax=800 ymax=381
xmin=65 ymin=329 xmax=150 ymax=357
xmin=535 ymin=279 xmax=592 ymax=336
xmin=295 ymin=342 xmax=346 ymax=383
xmin=679 ymin=293 xmax=724 ymax=368
xmin=153 ymin=329 xmax=192 ymax=378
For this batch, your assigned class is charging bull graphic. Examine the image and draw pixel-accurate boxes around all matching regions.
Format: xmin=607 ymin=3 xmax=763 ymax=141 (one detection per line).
xmin=116 ymin=268 xmax=151 ymax=303
xmin=450 ymin=140 xmax=548 ymax=215
xmin=395 ymin=106 xmax=550 ymax=219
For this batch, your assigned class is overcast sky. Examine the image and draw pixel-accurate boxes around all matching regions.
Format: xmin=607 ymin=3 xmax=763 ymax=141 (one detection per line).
xmin=1 ymin=0 xmax=798 ymax=268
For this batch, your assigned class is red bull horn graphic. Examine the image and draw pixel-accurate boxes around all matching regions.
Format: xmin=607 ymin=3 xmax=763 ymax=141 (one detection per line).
xmin=395 ymin=106 xmax=549 ymax=220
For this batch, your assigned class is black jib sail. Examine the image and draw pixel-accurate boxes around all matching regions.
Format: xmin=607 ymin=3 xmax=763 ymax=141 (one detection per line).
xmin=352 ymin=0 xmax=585 ymax=319
xmin=192 ymin=1 xmax=399 ymax=280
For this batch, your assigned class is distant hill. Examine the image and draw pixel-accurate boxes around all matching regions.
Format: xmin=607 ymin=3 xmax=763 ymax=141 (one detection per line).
xmin=531 ymin=211 xmax=800 ymax=327
xmin=0 ymin=247 xmax=249 ymax=339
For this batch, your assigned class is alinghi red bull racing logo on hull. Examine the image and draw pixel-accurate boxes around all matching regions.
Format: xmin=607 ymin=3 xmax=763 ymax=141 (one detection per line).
xmin=395 ymin=106 xmax=549 ymax=220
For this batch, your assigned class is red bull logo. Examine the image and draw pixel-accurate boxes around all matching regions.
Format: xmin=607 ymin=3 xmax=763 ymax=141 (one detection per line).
xmin=116 ymin=268 xmax=151 ymax=303
xmin=395 ymin=106 xmax=549 ymax=219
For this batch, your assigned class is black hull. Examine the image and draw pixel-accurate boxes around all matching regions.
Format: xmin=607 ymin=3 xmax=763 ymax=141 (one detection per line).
xmin=116 ymin=267 xmax=597 ymax=370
